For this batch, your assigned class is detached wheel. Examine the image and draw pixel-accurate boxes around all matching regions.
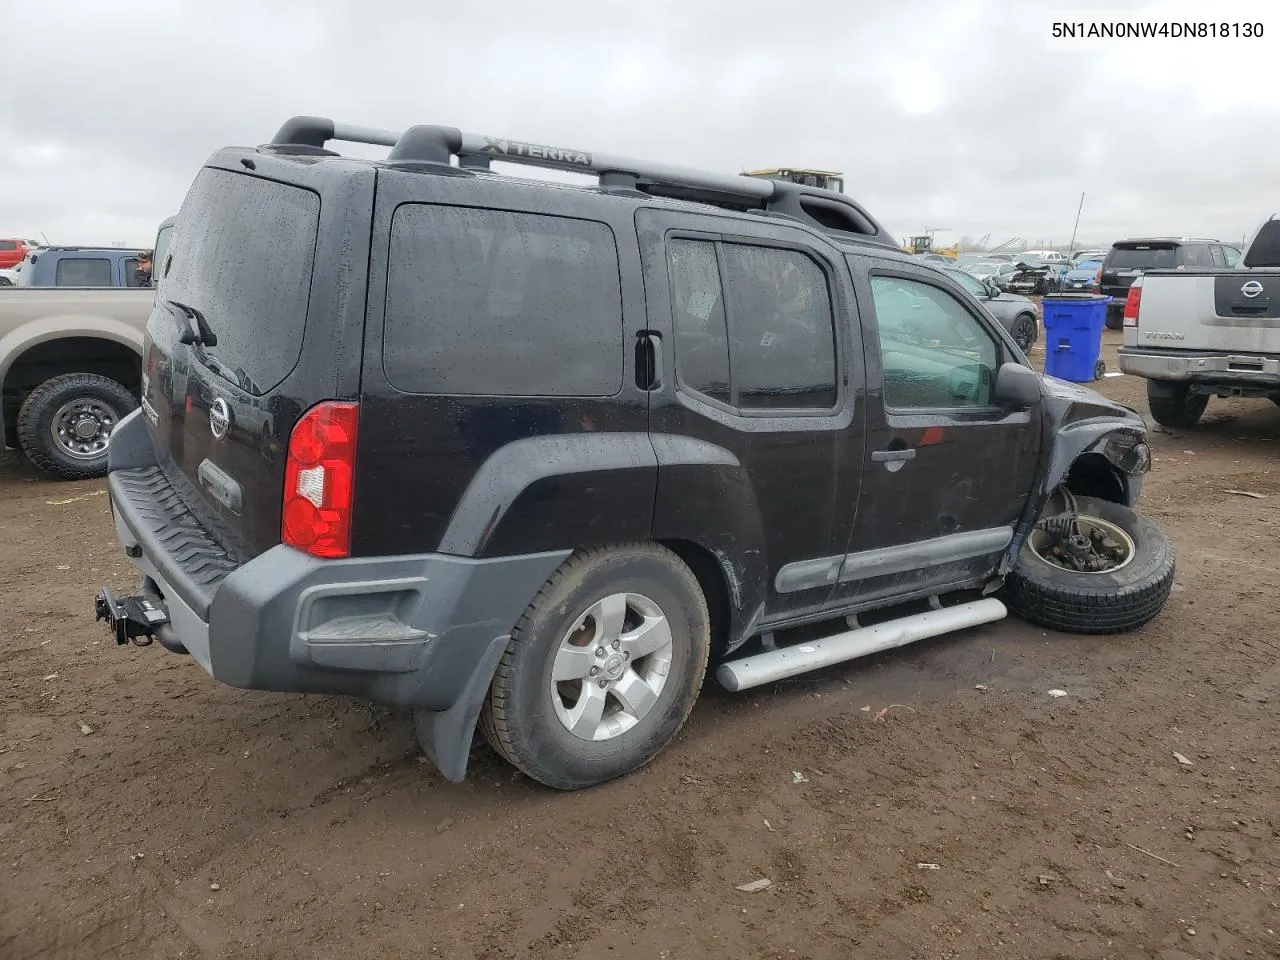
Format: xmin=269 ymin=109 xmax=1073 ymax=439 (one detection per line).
xmin=479 ymin=544 xmax=710 ymax=790
xmin=1003 ymin=493 xmax=1174 ymax=635
xmin=1147 ymin=380 xmax=1207 ymax=428
xmin=17 ymin=373 xmax=137 ymax=480
xmin=1011 ymin=313 xmax=1038 ymax=352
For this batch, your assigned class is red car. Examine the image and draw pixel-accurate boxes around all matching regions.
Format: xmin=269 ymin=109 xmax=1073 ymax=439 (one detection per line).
xmin=0 ymin=239 xmax=39 ymax=270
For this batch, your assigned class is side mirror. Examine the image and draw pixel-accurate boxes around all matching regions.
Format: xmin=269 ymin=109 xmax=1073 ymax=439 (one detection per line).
xmin=993 ymin=361 xmax=1043 ymax=409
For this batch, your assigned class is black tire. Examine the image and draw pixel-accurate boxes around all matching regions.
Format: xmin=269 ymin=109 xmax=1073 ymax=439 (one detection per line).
xmin=1011 ymin=312 xmax=1038 ymax=352
xmin=479 ymin=543 xmax=710 ymax=790
xmin=1003 ymin=495 xmax=1174 ymax=635
xmin=1146 ymin=380 xmax=1208 ymax=428
xmin=16 ymin=373 xmax=138 ymax=480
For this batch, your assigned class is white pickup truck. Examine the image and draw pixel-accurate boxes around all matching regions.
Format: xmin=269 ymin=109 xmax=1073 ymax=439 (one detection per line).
xmin=1118 ymin=216 xmax=1280 ymax=427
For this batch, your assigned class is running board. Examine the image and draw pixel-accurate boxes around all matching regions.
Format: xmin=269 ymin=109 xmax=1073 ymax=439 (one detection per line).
xmin=716 ymin=598 xmax=1007 ymax=692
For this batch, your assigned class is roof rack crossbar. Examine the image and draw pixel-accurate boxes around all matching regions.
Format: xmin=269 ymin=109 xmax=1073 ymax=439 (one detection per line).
xmin=265 ymin=116 xmax=894 ymax=244
xmin=270 ymin=115 xmax=776 ymax=202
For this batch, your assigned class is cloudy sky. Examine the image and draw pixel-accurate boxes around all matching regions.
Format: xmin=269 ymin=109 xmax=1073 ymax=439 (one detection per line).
xmin=1 ymin=0 xmax=1276 ymax=251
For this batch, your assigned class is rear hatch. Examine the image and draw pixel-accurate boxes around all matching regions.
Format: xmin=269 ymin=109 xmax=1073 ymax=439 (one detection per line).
xmin=1101 ymin=242 xmax=1177 ymax=300
xmin=138 ymin=165 xmax=334 ymax=561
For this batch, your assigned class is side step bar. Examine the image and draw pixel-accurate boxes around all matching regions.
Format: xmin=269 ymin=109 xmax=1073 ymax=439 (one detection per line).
xmin=716 ymin=598 xmax=1007 ymax=692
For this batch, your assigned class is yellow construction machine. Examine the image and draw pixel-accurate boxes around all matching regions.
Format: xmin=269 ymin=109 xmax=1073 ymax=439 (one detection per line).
xmin=903 ymin=232 xmax=960 ymax=259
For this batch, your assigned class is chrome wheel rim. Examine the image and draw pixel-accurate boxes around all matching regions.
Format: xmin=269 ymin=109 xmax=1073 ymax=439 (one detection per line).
xmin=50 ymin=397 xmax=120 ymax=460
xmin=550 ymin=592 xmax=673 ymax=742
xmin=1028 ymin=514 xmax=1136 ymax=574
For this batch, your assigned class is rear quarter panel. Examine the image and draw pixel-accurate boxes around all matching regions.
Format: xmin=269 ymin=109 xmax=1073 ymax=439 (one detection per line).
xmin=0 ymin=289 xmax=152 ymax=378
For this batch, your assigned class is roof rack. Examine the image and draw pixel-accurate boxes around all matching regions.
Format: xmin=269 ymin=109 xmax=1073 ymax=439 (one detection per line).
xmin=266 ymin=116 xmax=894 ymax=244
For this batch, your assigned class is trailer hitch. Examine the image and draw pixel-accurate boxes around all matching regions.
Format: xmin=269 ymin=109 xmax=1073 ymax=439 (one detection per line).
xmin=94 ymin=586 xmax=170 ymax=647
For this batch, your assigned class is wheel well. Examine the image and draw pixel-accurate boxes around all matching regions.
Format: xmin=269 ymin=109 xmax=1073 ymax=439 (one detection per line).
xmin=2 ymin=338 xmax=140 ymax=445
xmin=659 ymin=538 xmax=733 ymax=662
xmin=1063 ymin=453 xmax=1127 ymax=505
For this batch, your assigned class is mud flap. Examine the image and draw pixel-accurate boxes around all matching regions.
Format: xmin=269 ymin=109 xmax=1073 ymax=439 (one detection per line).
xmin=413 ymin=635 xmax=509 ymax=782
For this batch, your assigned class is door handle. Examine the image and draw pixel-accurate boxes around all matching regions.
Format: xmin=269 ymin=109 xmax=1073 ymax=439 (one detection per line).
xmin=635 ymin=332 xmax=663 ymax=391
xmin=871 ymin=448 xmax=917 ymax=463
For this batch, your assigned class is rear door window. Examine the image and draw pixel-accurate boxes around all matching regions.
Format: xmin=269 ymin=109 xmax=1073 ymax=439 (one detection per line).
xmin=55 ymin=257 xmax=112 ymax=286
xmin=1107 ymin=245 xmax=1176 ymax=270
xmin=162 ymin=168 xmax=320 ymax=395
xmin=0 ymin=240 xmax=15 ymax=251
xmin=384 ymin=205 xmax=624 ymax=397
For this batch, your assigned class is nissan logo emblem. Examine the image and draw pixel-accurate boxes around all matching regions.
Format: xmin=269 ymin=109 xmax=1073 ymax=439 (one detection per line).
xmin=1241 ymin=280 xmax=1264 ymax=299
xmin=209 ymin=397 xmax=232 ymax=440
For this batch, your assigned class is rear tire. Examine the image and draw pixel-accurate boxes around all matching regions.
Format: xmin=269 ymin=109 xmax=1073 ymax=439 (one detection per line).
xmin=16 ymin=373 xmax=137 ymax=480
xmin=1003 ymin=495 xmax=1174 ymax=635
xmin=1146 ymin=380 xmax=1208 ymax=428
xmin=1105 ymin=307 xmax=1124 ymax=331
xmin=480 ymin=543 xmax=710 ymax=790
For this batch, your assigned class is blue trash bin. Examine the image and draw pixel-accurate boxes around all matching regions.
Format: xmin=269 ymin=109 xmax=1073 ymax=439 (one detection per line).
xmin=1041 ymin=294 xmax=1110 ymax=382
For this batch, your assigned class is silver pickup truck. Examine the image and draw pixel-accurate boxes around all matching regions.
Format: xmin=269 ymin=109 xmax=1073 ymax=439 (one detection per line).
xmin=1118 ymin=215 xmax=1280 ymax=427
xmin=0 ymin=218 xmax=173 ymax=478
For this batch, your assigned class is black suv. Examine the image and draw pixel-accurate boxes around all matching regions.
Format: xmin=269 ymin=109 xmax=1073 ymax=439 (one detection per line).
xmin=1100 ymin=237 xmax=1242 ymax=329
xmin=96 ymin=117 xmax=1174 ymax=790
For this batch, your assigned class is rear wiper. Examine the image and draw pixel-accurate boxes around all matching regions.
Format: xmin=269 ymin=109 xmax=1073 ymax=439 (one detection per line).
xmin=162 ymin=299 xmax=218 ymax=347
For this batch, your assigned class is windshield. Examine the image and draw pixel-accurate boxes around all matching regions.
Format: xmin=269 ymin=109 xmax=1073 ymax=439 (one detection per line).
xmin=1108 ymin=245 xmax=1176 ymax=270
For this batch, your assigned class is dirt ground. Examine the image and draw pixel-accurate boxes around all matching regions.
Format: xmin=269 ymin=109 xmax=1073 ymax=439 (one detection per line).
xmin=3 ymin=330 xmax=1280 ymax=960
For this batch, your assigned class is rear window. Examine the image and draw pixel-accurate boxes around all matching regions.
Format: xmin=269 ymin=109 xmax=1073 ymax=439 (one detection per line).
xmin=1245 ymin=221 xmax=1280 ymax=267
xmin=0 ymin=240 xmax=16 ymax=251
xmin=162 ymin=168 xmax=320 ymax=395
xmin=55 ymin=257 xmax=112 ymax=286
xmin=1107 ymin=245 xmax=1177 ymax=270
xmin=383 ymin=205 xmax=623 ymax=397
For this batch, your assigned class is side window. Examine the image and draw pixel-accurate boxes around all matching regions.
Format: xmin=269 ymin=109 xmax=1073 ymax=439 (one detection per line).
xmin=1223 ymin=245 xmax=1244 ymax=268
xmin=1209 ymin=245 xmax=1226 ymax=268
xmin=384 ymin=206 xmax=623 ymax=397
xmin=1181 ymin=244 xmax=1214 ymax=268
xmin=950 ymin=270 xmax=988 ymax=298
xmin=668 ymin=239 xmax=730 ymax=404
xmin=122 ymin=258 xmax=141 ymax=285
xmin=720 ymin=243 xmax=837 ymax=410
xmin=869 ymin=275 xmax=999 ymax=410
xmin=55 ymin=257 xmax=111 ymax=286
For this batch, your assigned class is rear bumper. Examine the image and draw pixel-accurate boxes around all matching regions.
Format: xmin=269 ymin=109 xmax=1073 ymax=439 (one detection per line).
xmin=1118 ymin=348 xmax=1280 ymax=388
xmin=102 ymin=409 xmax=570 ymax=777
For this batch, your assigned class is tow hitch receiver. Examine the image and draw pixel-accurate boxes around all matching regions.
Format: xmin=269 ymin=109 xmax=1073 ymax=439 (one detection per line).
xmin=95 ymin=587 xmax=169 ymax=646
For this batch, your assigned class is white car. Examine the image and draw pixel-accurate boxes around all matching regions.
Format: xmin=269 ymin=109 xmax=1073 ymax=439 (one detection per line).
xmin=1016 ymin=249 xmax=1066 ymax=263
xmin=0 ymin=266 xmax=20 ymax=286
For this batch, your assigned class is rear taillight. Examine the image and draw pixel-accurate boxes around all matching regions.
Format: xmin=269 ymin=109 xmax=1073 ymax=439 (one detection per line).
xmin=1123 ymin=277 xmax=1143 ymax=328
xmin=282 ymin=401 xmax=359 ymax=559
xmin=1095 ymin=266 xmax=1103 ymax=285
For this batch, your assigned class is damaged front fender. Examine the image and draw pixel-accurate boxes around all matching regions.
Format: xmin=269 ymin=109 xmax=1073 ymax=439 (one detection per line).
xmin=1000 ymin=375 xmax=1152 ymax=575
